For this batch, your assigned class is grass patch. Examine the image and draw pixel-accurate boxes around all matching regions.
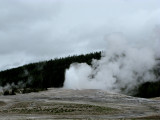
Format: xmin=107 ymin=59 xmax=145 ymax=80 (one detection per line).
xmin=0 ymin=101 xmax=119 ymax=115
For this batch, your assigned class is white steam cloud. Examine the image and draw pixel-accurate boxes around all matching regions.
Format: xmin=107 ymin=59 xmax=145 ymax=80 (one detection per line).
xmin=64 ymin=0 xmax=160 ymax=94
xmin=64 ymin=32 xmax=159 ymax=94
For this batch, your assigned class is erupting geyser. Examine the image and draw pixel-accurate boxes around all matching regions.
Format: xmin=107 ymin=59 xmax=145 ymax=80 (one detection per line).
xmin=63 ymin=1 xmax=160 ymax=94
xmin=64 ymin=32 xmax=159 ymax=94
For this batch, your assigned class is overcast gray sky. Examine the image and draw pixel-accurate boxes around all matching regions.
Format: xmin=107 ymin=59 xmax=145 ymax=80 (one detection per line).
xmin=0 ymin=0 xmax=160 ymax=71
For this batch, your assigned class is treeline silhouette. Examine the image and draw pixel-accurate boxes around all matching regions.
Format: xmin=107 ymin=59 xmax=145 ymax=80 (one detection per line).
xmin=135 ymin=65 xmax=160 ymax=98
xmin=135 ymin=81 xmax=160 ymax=98
xmin=0 ymin=52 xmax=101 ymax=89
xmin=0 ymin=51 xmax=160 ymax=98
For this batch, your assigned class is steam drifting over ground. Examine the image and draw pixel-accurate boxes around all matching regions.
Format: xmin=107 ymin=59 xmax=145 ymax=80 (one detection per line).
xmin=64 ymin=0 xmax=160 ymax=94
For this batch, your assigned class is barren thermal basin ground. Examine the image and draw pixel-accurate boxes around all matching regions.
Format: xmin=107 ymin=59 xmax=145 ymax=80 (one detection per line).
xmin=0 ymin=88 xmax=160 ymax=120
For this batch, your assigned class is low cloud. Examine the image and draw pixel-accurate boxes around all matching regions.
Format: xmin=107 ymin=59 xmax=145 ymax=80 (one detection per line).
xmin=0 ymin=0 xmax=160 ymax=70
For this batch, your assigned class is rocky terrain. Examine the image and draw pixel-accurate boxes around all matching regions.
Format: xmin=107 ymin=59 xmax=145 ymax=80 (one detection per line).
xmin=0 ymin=88 xmax=160 ymax=120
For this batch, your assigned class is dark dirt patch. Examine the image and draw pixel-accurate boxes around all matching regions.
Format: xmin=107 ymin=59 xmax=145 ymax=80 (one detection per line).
xmin=0 ymin=101 xmax=6 ymax=106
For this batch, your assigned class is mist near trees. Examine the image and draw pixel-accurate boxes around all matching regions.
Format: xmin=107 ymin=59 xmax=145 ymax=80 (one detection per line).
xmin=0 ymin=51 xmax=160 ymax=98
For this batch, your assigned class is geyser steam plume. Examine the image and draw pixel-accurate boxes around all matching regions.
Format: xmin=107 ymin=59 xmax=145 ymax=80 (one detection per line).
xmin=63 ymin=0 xmax=160 ymax=94
xmin=64 ymin=31 xmax=160 ymax=94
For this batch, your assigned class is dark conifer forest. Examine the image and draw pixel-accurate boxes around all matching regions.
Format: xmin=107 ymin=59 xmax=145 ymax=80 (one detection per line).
xmin=0 ymin=51 xmax=160 ymax=98
xmin=0 ymin=52 xmax=101 ymax=89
